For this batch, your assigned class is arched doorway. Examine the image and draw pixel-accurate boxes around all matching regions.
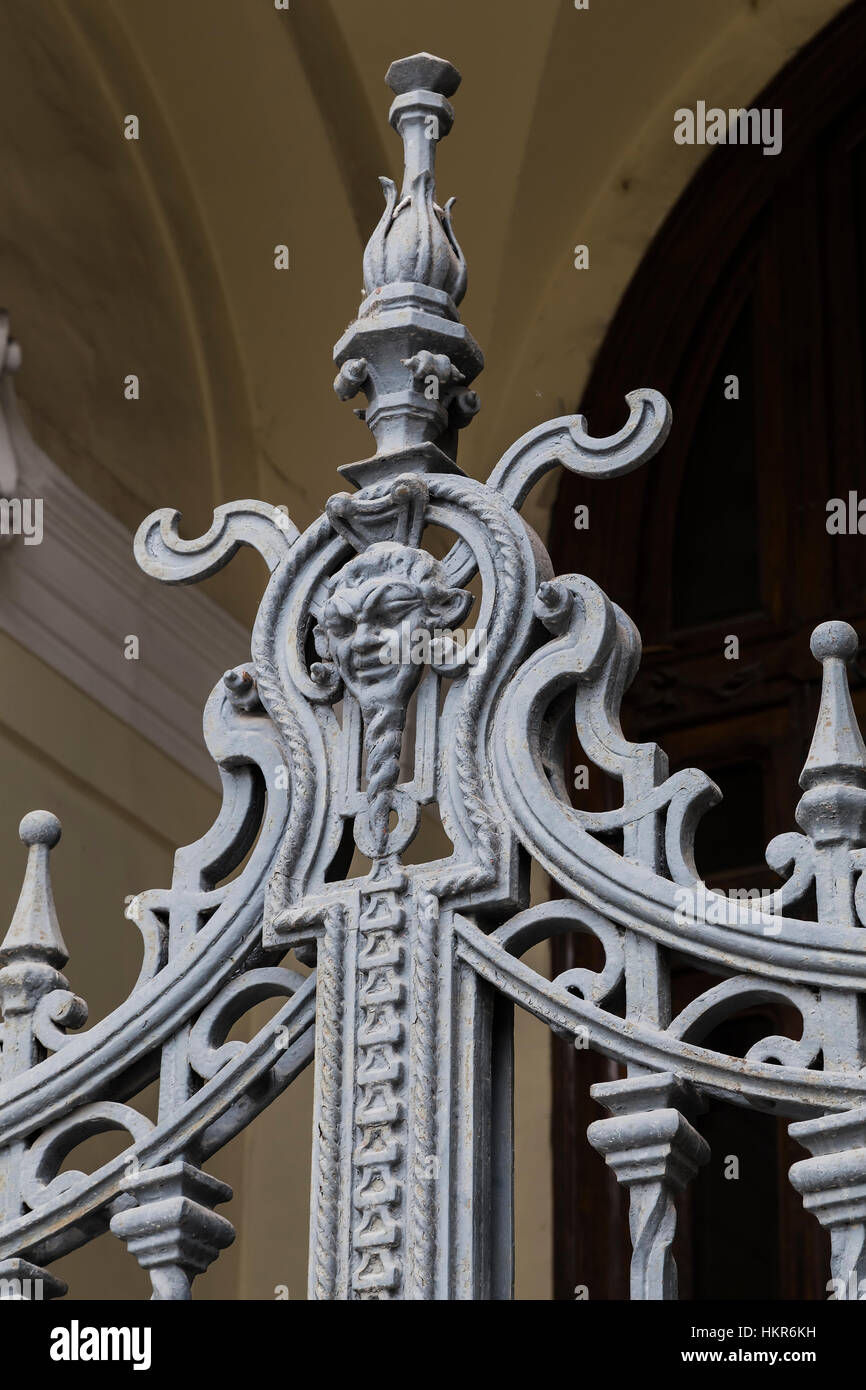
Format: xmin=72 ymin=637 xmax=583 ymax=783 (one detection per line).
xmin=548 ymin=0 xmax=866 ymax=1300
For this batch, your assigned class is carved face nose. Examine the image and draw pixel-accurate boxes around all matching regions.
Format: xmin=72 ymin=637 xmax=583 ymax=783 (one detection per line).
xmin=347 ymin=621 xmax=391 ymax=678
xmin=352 ymin=621 xmax=383 ymax=651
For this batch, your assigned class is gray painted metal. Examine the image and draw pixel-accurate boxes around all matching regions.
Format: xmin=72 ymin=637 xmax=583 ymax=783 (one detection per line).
xmin=1 ymin=53 xmax=865 ymax=1302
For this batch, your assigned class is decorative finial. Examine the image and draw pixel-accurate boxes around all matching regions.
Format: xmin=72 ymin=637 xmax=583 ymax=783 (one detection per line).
xmin=333 ymin=53 xmax=483 ymax=490
xmin=796 ymin=622 xmax=866 ymax=929
xmin=361 ymin=52 xmax=466 ymax=304
xmin=800 ymin=622 xmax=866 ymax=791
xmin=0 ymin=811 xmax=68 ymax=967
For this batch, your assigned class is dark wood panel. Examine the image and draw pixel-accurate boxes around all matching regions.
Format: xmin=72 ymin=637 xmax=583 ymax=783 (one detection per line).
xmin=548 ymin=0 xmax=866 ymax=1300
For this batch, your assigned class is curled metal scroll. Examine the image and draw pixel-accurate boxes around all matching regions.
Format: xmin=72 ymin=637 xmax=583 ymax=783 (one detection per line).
xmin=488 ymin=388 xmax=672 ymax=510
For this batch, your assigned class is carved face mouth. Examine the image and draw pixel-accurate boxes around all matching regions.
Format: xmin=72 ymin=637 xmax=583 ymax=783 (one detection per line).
xmin=351 ymin=650 xmax=388 ymax=676
xmin=347 ymin=644 xmax=399 ymax=687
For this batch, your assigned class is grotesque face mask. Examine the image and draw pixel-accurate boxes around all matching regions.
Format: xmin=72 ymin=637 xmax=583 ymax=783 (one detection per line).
xmin=319 ymin=543 xmax=472 ymax=709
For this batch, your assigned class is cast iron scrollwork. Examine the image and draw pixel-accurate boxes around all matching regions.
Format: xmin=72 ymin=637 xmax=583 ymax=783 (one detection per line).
xmin=2 ymin=50 xmax=865 ymax=1303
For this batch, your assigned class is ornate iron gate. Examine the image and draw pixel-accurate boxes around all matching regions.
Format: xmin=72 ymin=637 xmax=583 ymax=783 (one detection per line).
xmin=1 ymin=52 xmax=865 ymax=1302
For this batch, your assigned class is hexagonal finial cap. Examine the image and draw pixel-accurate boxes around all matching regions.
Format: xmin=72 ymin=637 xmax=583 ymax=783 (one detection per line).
xmin=385 ymin=53 xmax=461 ymax=97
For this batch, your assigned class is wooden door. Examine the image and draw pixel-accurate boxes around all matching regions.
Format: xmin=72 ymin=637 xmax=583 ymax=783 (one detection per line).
xmin=548 ymin=0 xmax=866 ymax=1301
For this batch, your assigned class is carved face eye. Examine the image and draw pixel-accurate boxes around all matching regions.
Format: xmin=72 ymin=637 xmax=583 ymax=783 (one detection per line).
xmin=371 ymin=584 xmax=422 ymax=627
xmin=327 ymin=612 xmax=355 ymax=639
xmin=323 ymin=595 xmax=357 ymax=639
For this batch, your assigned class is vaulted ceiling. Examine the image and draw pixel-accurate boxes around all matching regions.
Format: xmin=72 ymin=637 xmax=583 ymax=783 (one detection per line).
xmin=0 ymin=0 xmax=846 ymax=626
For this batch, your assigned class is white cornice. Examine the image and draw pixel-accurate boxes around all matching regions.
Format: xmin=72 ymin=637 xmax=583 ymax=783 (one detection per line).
xmin=0 ymin=384 xmax=250 ymax=789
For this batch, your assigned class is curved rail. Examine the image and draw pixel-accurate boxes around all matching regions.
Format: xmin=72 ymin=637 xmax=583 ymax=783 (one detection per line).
xmin=0 ymin=976 xmax=316 ymax=1267
xmin=455 ymin=916 xmax=864 ymax=1119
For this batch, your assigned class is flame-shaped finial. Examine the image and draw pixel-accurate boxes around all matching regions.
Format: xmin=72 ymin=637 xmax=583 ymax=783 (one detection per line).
xmin=0 ymin=811 xmax=67 ymax=967
xmin=362 ymin=52 xmax=467 ymax=305
xmin=333 ymin=54 xmax=483 ymax=487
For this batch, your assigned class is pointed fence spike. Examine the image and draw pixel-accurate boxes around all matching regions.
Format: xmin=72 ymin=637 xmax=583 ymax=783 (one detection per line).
xmin=0 ymin=811 xmax=67 ymax=967
xmin=800 ymin=621 xmax=866 ymax=790
xmin=796 ymin=623 xmax=866 ymax=937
